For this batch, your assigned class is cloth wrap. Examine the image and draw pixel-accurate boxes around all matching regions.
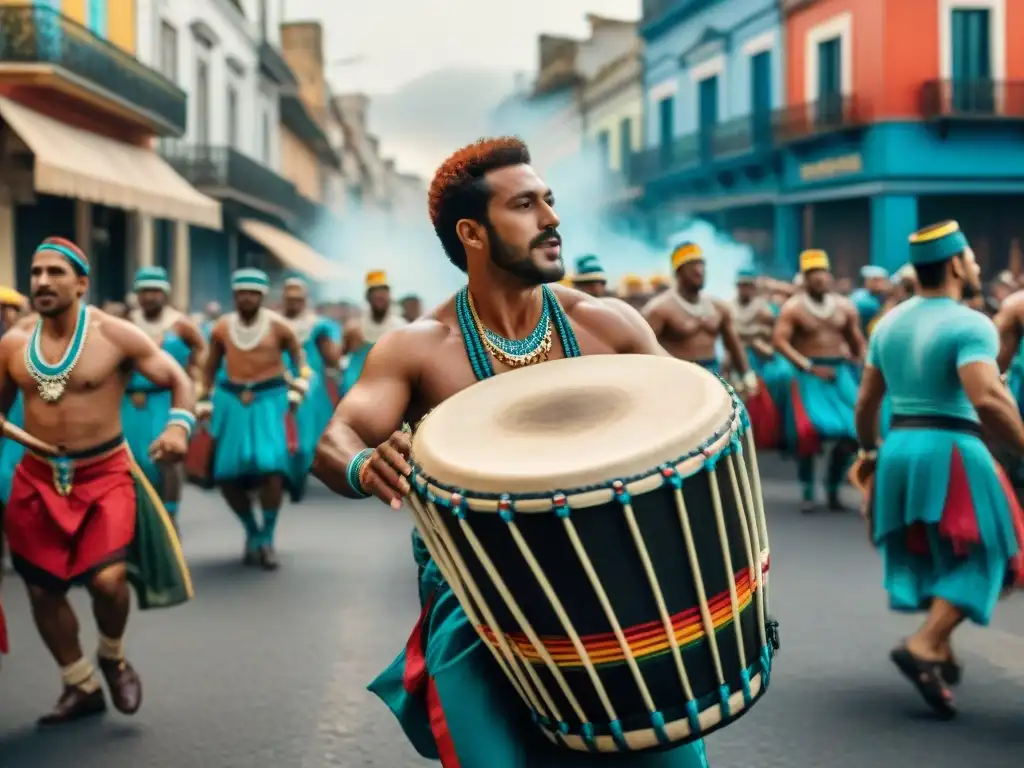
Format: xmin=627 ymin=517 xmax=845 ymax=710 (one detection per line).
xmin=210 ymin=377 xmax=296 ymax=487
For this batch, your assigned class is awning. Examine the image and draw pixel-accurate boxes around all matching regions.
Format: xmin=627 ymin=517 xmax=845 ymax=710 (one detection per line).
xmin=0 ymin=96 xmax=221 ymax=231
xmin=238 ymin=218 xmax=346 ymax=280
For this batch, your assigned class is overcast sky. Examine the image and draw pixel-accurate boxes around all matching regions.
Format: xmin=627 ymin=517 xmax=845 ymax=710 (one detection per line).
xmin=283 ymin=0 xmax=641 ymax=94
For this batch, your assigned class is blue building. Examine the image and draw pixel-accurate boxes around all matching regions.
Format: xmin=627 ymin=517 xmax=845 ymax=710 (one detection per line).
xmin=636 ymin=0 xmax=786 ymax=271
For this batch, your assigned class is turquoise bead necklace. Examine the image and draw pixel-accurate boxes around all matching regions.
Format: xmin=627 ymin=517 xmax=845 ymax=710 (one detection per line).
xmin=456 ymin=285 xmax=580 ymax=382
xmin=25 ymin=302 xmax=90 ymax=402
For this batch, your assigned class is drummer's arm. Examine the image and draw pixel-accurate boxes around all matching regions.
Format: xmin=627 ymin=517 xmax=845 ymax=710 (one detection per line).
xmin=313 ymin=332 xmax=413 ymax=497
xmin=993 ymin=293 xmax=1024 ymax=373
xmin=771 ymin=303 xmax=812 ymax=372
xmin=854 ymin=334 xmax=885 ymax=449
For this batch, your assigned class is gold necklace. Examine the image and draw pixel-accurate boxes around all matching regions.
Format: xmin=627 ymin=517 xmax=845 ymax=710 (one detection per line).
xmin=466 ymin=291 xmax=553 ymax=369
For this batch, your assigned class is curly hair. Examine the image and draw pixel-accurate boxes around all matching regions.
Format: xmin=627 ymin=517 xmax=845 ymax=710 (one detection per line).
xmin=428 ymin=137 xmax=531 ymax=271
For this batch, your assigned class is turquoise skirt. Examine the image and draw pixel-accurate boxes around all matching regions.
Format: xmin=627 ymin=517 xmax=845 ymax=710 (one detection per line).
xmin=0 ymin=394 xmax=25 ymax=505
xmin=369 ymin=552 xmax=710 ymax=768
xmin=784 ymin=357 xmax=859 ymax=456
xmin=287 ymin=371 xmax=334 ymax=501
xmin=122 ymin=387 xmax=172 ymax=489
xmin=342 ymin=344 xmax=372 ymax=396
xmin=873 ymin=420 xmax=1024 ymax=626
xmin=211 ymin=380 xmax=292 ymax=483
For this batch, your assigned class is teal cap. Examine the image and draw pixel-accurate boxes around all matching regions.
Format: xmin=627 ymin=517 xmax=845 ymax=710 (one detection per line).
xmin=909 ymin=221 xmax=969 ymax=266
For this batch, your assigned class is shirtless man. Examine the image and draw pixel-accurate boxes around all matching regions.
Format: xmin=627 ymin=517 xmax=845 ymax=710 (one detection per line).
xmin=340 ymin=270 xmax=407 ymax=394
xmin=312 ymin=137 xmax=709 ymax=768
xmin=124 ymin=266 xmax=205 ymax=524
xmin=642 ymin=242 xmax=754 ymax=389
xmin=199 ymin=268 xmax=309 ymax=570
xmin=1 ymin=237 xmax=194 ymax=723
xmin=571 ymin=253 xmax=608 ymax=297
xmin=773 ymin=249 xmax=866 ymax=512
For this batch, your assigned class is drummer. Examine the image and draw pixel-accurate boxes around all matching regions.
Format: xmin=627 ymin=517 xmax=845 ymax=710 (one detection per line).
xmin=314 ymin=136 xmax=710 ymax=768
xmin=853 ymin=220 xmax=1024 ymax=718
xmin=642 ymin=242 xmax=754 ymax=387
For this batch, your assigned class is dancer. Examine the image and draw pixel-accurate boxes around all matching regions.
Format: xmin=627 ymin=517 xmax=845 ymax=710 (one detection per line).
xmin=340 ymin=271 xmax=406 ymax=395
xmin=281 ymin=277 xmax=341 ymax=501
xmin=123 ymin=267 xmax=205 ymax=524
xmin=199 ymin=268 xmax=309 ymax=570
xmin=853 ymin=220 xmax=1024 ymax=718
xmin=643 ymin=242 xmax=753 ymax=385
xmin=773 ymin=249 xmax=865 ymax=513
xmin=0 ymin=237 xmax=193 ymax=723
xmin=850 ymin=266 xmax=890 ymax=335
xmin=314 ymin=137 xmax=709 ymax=767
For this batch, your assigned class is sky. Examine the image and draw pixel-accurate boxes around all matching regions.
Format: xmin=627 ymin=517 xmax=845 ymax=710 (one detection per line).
xmin=284 ymin=0 xmax=642 ymax=94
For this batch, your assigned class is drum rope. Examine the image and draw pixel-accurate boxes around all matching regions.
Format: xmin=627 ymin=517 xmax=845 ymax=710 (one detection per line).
xmin=409 ymin=495 xmax=549 ymax=719
xmin=733 ymin=445 xmax=769 ymax=651
xmin=708 ymin=451 xmax=750 ymax=679
xmin=500 ymin=520 xmax=619 ymax=724
xmin=726 ymin=450 xmax=761 ymax=654
xmin=617 ymin=489 xmax=697 ymax=707
xmin=451 ymin=510 xmax=572 ymax=725
xmin=743 ymin=429 xmax=772 ymax=613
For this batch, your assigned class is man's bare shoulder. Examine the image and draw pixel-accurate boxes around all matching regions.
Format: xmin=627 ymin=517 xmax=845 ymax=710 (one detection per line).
xmin=835 ymin=294 xmax=858 ymax=312
xmin=1001 ymin=290 xmax=1024 ymax=314
xmin=710 ymin=296 xmax=733 ymax=315
xmin=92 ymin=308 xmax=148 ymax=346
xmin=779 ymin=295 xmax=804 ymax=316
xmin=556 ymin=285 xmax=651 ymax=345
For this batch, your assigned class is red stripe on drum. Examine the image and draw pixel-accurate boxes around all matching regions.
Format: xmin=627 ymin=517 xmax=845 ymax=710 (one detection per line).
xmin=480 ymin=566 xmax=757 ymax=669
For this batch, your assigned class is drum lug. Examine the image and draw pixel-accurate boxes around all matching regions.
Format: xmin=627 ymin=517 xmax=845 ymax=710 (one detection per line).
xmin=766 ymin=618 xmax=780 ymax=652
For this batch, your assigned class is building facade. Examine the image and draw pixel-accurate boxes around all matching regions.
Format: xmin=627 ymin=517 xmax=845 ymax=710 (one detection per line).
xmin=135 ymin=0 xmax=342 ymax=307
xmin=0 ymin=0 xmax=221 ymax=304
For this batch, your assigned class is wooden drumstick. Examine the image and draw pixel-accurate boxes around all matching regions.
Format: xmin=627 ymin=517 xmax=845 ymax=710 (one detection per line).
xmin=1 ymin=418 xmax=60 ymax=456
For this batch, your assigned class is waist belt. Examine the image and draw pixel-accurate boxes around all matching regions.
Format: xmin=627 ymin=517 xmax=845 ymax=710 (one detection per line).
xmin=220 ymin=377 xmax=287 ymax=395
xmin=126 ymin=386 xmax=169 ymax=395
xmin=808 ymin=356 xmax=848 ymax=365
xmin=890 ymin=415 xmax=982 ymax=437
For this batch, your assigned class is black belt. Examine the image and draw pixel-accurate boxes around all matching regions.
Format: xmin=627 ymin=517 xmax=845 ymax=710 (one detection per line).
xmin=28 ymin=433 xmax=125 ymax=461
xmin=891 ymin=415 xmax=982 ymax=437
xmin=220 ymin=377 xmax=287 ymax=395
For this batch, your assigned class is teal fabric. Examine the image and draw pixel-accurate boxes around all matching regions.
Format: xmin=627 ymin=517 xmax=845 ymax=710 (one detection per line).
xmin=210 ymin=381 xmax=291 ymax=481
xmin=0 ymin=394 xmax=25 ymax=504
xmin=868 ymin=297 xmax=995 ymax=423
xmin=369 ymin=554 xmax=711 ymax=768
xmin=873 ymin=430 xmax=1018 ymax=626
xmin=784 ymin=359 xmax=859 ymax=447
xmin=287 ymin=317 xmax=337 ymax=498
xmin=342 ymin=343 xmax=373 ymax=395
xmin=850 ymin=288 xmax=881 ymax=335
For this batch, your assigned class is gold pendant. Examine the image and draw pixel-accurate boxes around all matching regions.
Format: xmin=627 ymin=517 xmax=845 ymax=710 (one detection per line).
xmin=131 ymin=392 xmax=148 ymax=409
xmin=239 ymin=388 xmax=255 ymax=405
xmin=38 ymin=378 xmax=66 ymax=402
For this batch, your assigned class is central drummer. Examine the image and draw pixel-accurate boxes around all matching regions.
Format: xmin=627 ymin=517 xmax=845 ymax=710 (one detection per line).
xmin=314 ymin=137 xmax=710 ymax=768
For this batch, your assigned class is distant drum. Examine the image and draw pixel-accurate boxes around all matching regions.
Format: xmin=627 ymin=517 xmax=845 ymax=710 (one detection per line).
xmin=406 ymin=355 xmax=778 ymax=753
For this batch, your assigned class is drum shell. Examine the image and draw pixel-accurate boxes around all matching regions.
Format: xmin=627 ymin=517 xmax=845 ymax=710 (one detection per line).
xmin=413 ymin=443 xmax=770 ymax=752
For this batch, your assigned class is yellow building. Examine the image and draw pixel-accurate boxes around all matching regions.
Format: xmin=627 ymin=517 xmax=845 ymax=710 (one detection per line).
xmin=0 ymin=0 xmax=220 ymax=305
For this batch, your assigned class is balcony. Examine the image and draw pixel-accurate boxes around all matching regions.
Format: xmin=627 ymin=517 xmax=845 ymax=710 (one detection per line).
xmin=161 ymin=144 xmax=297 ymax=219
xmin=772 ymin=95 xmax=865 ymax=144
xmin=280 ymin=94 xmax=340 ymax=169
xmin=919 ymin=79 xmax=1024 ymax=121
xmin=258 ymin=41 xmax=298 ymax=88
xmin=0 ymin=4 xmax=186 ymax=136
xmin=711 ymin=114 xmax=774 ymax=159
xmin=628 ymin=133 xmax=700 ymax=186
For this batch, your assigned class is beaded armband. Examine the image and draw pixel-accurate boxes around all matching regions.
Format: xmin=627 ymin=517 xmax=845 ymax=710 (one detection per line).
xmin=167 ymin=408 xmax=197 ymax=439
xmin=346 ymin=448 xmax=374 ymax=498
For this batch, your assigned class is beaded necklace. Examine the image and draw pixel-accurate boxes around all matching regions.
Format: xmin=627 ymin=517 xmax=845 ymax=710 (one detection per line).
xmin=25 ymin=303 xmax=90 ymax=402
xmin=466 ymin=289 xmax=553 ymax=368
xmin=455 ymin=285 xmax=580 ymax=381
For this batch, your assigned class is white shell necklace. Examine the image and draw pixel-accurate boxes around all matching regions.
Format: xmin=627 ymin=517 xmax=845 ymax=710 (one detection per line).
xmin=227 ymin=309 xmax=271 ymax=351
xmin=801 ymin=292 xmax=837 ymax=319
xmin=131 ymin=307 xmax=179 ymax=344
xmin=673 ymin=291 xmax=715 ymax=318
xmin=286 ymin=310 xmax=316 ymax=345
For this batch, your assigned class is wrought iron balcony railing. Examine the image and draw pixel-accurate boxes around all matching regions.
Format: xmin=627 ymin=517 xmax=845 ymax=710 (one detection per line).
xmin=0 ymin=4 xmax=187 ymax=135
xmin=710 ymin=113 xmax=774 ymax=159
xmin=161 ymin=144 xmax=297 ymax=216
xmin=628 ymin=132 xmax=700 ymax=185
xmin=919 ymin=79 xmax=1024 ymax=119
xmin=772 ymin=94 xmax=864 ymax=144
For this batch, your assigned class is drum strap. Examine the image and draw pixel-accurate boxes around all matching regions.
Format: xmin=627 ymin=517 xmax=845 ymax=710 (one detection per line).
xmin=455 ymin=286 xmax=581 ymax=381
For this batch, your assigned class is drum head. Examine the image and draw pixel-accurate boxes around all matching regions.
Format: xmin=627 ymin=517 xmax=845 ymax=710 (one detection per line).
xmin=412 ymin=355 xmax=734 ymax=495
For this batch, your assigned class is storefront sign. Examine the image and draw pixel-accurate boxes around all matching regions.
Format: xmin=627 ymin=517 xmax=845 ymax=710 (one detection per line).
xmin=799 ymin=153 xmax=863 ymax=182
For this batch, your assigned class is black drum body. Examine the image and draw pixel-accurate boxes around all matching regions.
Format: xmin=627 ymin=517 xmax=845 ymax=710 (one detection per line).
xmin=409 ymin=411 xmax=777 ymax=753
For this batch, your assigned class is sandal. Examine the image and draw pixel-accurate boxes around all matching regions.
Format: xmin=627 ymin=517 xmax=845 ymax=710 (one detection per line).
xmin=941 ymin=657 xmax=962 ymax=686
xmin=891 ymin=646 xmax=957 ymax=719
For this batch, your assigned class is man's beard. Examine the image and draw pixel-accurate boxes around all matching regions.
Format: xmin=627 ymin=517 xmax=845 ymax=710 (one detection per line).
xmin=486 ymin=223 xmax=564 ymax=285
xmin=34 ymin=295 xmax=72 ymax=318
xmin=962 ymin=280 xmax=980 ymax=300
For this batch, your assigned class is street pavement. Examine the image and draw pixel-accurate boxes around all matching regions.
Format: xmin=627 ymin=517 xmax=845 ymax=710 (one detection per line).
xmin=1 ymin=455 xmax=1023 ymax=767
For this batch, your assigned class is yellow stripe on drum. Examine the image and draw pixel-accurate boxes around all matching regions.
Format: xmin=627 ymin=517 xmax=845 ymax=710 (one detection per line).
xmin=125 ymin=448 xmax=195 ymax=601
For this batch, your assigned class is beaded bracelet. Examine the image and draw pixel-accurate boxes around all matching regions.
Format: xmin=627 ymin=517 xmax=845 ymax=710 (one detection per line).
xmin=167 ymin=408 xmax=197 ymax=439
xmin=346 ymin=448 xmax=374 ymax=498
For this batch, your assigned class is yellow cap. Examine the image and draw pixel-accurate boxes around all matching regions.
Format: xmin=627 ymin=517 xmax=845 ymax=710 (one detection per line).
xmin=670 ymin=242 xmax=703 ymax=272
xmin=0 ymin=285 xmax=26 ymax=307
xmin=620 ymin=274 xmax=646 ymax=295
xmin=365 ymin=270 xmax=389 ymax=289
xmin=649 ymin=274 xmax=670 ymax=289
xmin=799 ymin=249 xmax=830 ymax=273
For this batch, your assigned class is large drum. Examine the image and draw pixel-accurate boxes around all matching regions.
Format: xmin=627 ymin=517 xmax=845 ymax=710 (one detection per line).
xmin=407 ymin=355 xmax=777 ymax=754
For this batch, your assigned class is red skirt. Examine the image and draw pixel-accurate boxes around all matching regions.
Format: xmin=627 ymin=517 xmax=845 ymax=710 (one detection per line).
xmin=745 ymin=379 xmax=781 ymax=450
xmin=4 ymin=446 xmax=136 ymax=583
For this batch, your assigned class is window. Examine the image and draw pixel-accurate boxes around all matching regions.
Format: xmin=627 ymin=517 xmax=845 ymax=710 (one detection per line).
xmin=595 ymin=131 xmax=610 ymax=169
xmin=817 ymin=37 xmax=842 ymax=122
xmin=195 ymin=58 xmax=210 ymax=145
xmin=159 ymin=22 xmax=178 ymax=81
xmin=698 ymin=76 xmax=719 ymax=128
xmin=619 ymin=116 xmax=633 ymax=174
xmin=750 ymin=50 xmax=772 ymax=145
xmin=951 ymin=9 xmax=993 ymax=112
xmin=86 ymin=0 xmax=106 ymax=37
xmin=227 ymin=85 xmax=239 ymax=148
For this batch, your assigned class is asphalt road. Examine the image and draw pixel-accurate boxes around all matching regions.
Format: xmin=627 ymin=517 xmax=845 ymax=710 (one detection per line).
xmin=1 ymin=455 xmax=1023 ymax=767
